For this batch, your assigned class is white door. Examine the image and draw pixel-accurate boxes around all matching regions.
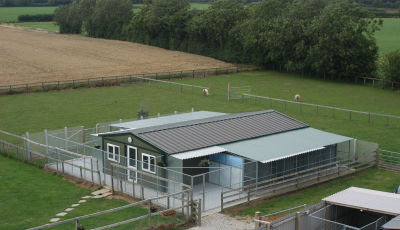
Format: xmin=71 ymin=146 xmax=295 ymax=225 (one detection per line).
xmin=127 ymin=146 xmax=137 ymax=183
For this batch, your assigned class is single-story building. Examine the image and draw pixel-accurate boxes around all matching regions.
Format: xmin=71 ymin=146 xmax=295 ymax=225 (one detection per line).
xmin=94 ymin=110 xmax=354 ymax=193
xmin=308 ymin=187 xmax=400 ymax=230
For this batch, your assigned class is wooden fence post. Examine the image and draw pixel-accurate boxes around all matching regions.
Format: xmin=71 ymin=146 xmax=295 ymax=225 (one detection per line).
xmin=227 ymin=83 xmax=231 ymax=101
xmin=254 ymin=211 xmax=261 ymax=229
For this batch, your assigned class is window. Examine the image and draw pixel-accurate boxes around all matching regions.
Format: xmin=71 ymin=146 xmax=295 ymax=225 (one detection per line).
xmin=107 ymin=143 xmax=120 ymax=162
xmin=142 ymin=153 xmax=156 ymax=174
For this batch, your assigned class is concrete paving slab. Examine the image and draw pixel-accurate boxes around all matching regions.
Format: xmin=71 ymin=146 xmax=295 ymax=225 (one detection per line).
xmin=71 ymin=204 xmax=80 ymax=207
xmin=56 ymin=212 xmax=67 ymax=217
xmin=50 ymin=218 xmax=60 ymax=222
xmin=92 ymin=188 xmax=110 ymax=196
xmin=78 ymin=200 xmax=86 ymax=203
xmin=65 ymin=208 xmax=74 ymax=212
xmin=93 ymin=192 xmax=112 ymax=199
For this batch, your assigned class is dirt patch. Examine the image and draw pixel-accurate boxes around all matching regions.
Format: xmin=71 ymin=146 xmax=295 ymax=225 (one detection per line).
xmin=0 ymin=25 xmax=233 ymax=85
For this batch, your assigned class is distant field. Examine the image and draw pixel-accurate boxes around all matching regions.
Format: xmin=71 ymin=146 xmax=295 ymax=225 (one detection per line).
xmin=14 ymin=21 xmax=58 ymax=31
xmin=190 ymin=3 xmax=210 ymax=9
xmin=375 ymin=18 xmax=400 ymax=53
xmin=0 ymin=6 xmax=56 ymax=22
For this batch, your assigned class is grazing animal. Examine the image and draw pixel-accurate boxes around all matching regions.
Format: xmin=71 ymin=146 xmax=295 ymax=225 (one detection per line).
xmin=203 ymin=88 xmax=209 ymax=96
xmin=294 ymin=94 xmax=301 ymax=102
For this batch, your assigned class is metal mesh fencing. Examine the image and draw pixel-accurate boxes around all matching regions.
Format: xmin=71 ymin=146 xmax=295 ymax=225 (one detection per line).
xmin=28 ymin=189 xmax=194 ymax=230
xmin=240 ymin=94 xmax=400 ymax=128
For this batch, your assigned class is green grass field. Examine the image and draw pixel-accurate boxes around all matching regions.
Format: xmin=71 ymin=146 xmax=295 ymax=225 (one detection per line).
xmin=376 ymin=18 xmax=400 ymax=53
xmin=1 ymin=71 xmax=399 ymax=152
xmin=0 ymin=6 xmax=56 ymax=22
xmin=14 ymin=21 xmax=58 ymax=31
xmin=0 ymin=155 xmax=182 ymax=229
xmin=233 ymin=167 xmax=400 ymax=217
xmin=190 ymin=3 xmax=210 ymax=9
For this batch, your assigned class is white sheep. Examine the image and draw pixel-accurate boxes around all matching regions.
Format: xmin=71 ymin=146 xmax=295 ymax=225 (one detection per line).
xmin=294 ymin=94 xmax=301 ymax=102
xmin=203 ymin=88 xmax=209 ymax=96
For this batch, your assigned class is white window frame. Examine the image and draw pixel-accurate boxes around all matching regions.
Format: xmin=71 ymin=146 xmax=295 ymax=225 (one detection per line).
xmin=107 ymin=143 xmax=120 ymax=163
xmin=127 ymin=146 xmax=137 ymax=183
xmin=142 ymin=153 xmax=156 ymax=174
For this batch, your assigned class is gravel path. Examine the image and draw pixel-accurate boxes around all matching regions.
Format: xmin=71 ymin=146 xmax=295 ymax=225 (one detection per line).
xmin=190 ymin=212 xmax=254 ymax=230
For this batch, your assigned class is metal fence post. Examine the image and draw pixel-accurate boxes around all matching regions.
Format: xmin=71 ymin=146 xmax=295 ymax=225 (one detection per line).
xmin=96 ymin=159 xmax=101 ymax=185
xmin=111 ymin=165 xmax=115 ymax=194
xmin=90 ymin=158 xmax=94 ymax=183
xmin=64 ymin=127 xmax=68 ymax=149
xmin=148 ymin=200 xmax=152 ymax=228
xmin=203 ymin=174 xmax=206 ymax=209
xmin=45 ymin=129 xmax=49 ymax=164
xmin=25 ymin=132 xmax=30 ymax=161
xmin=221 ymin=192 xmax=224 ymax=212
xmin=198 ymin=198 xmax=202 ymax=226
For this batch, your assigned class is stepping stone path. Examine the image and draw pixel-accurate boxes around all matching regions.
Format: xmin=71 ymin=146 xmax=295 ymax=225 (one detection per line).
xmin=49 ymin=187 xmax=112 ymax=223
xmin=56 ymin=212 xmax=67 ymax=217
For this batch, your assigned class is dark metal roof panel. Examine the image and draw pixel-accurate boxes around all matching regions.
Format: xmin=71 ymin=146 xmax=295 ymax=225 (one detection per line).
xmin=138 ymin=111 xmax=308 ymax=154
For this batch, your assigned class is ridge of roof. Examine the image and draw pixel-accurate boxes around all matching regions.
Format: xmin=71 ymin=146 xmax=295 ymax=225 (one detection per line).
xmin=132 ymin=110 xmax=308 ymax=135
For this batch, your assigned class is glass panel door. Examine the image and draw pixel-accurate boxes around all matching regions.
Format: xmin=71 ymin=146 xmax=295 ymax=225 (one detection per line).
xmin=127 ymin=146 xmax=137 ymax=183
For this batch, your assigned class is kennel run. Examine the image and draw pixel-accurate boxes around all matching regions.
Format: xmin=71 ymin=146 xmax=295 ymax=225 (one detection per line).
xmin=27 ymin=109 xmax=378 ymax=211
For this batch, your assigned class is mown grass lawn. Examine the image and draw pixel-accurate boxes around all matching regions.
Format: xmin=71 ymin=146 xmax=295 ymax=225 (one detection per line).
xmin=0 ymin=155 xmax=182 ymax=230
xmin=0 ymin=71 xmax=399 ymax=151
xmin=376 ymin=18 xmax=400 ymax=53
xmin=231 ymin=167 xmax=400 ymax=217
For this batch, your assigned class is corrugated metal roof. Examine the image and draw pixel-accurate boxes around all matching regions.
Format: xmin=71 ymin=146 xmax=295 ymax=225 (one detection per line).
xmin=220 ymin=127 xmax=351 ymax=163
xmin=111 ymin=111 xmax=226 ymax=130
xmin=171 ymin=146 xmax=226 ymax=160
xmin=323 ymin=187 xmax=400 ymax=216
xmin=137 ymin=110 xmax=308 ymax=154
xmin=383 ymin=215 xmax=400 ymax=229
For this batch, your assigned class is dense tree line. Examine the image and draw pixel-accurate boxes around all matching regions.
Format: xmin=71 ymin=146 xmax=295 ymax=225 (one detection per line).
xmin=18 ymin=13 xmax=53 ymax=21
xmin=55 ymin=0 xmax=381 ymax=80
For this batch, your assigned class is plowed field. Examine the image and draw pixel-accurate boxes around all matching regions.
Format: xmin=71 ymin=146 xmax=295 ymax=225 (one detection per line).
xmin=0 ymin=25 xmax=232 ymax=85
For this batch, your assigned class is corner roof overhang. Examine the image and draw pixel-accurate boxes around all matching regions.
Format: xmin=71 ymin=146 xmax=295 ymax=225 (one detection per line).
xmin=323 ymin=187 xmax=400 ymax=216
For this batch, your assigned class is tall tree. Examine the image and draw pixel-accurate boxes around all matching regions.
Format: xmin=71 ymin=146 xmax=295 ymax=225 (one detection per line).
xmin=307 ymin=0 xmax=380 ymax=79
xmin=89 ymin=0 xmax=133 ymax=39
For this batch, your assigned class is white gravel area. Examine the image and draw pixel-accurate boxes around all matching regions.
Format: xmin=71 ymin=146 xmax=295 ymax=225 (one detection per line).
xmin=189 ymin=212 xmax=253 ymax=230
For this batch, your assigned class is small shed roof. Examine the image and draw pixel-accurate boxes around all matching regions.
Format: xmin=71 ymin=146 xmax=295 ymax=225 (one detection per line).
xmin=323 ymin=187 xmax=400 ymax=216
xmin=220 ymin=127 xmax=351 ymax=163
xmin=383 ymin=215 xmax=400 ymax=229
xmin=111 ymin=111 xmax=226 ymax=130
xmin=137 ymin=110 xmax=308 ymax=154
